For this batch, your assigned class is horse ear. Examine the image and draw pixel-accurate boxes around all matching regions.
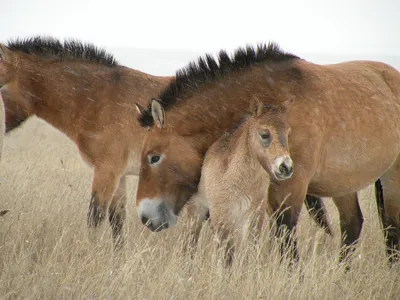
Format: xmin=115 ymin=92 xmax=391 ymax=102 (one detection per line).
xmin=151 ymin=99 xmax=165 ymax=129
xmin=0 ymin=44 xmax=12 ymax=62
xmin=250 ymin=98 xmax=263 ymax=117
xmin=281 ymin=96 xmax=295 ymax=114
xmin=135 ymin=102 xmax=146 ymax=116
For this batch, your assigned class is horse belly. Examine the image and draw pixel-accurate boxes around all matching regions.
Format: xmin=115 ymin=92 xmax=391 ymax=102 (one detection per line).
xmin=310 ymin=122 xmax=400 ymax=198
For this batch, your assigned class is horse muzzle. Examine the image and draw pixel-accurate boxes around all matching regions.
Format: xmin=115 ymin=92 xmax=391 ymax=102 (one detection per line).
xmin=137 ymin=198 xmax=177 ymax=232
xmin=273 ymin=156 xmax=294 ymax=180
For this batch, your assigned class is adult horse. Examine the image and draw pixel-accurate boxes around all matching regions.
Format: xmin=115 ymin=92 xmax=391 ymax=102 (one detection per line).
xmin=0 ymin=36 xmax=172 ymax=245
xmin=135 ymin=42 xmax=399 ymax=263
xmin=0 ymin=92 xmax=5 ymax=161
xmin=0 ymin=36 xmax=335 ymax=245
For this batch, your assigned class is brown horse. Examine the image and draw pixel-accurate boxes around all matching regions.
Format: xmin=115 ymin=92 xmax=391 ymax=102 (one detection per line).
xmin=0 ymin=36 xmax=173 ymax=245
xmin=191 ymin=97 xmax=294 ymax=264
xmin=0 ymin=36 xmax=335 ymax=244
xmin=0 ymin=92 xmax=5 ymax=161
xmin=135 ymin=43 xmax=400 ymax=263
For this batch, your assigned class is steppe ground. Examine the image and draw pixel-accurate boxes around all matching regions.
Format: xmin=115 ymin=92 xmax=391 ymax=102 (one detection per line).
xmin=0 ymin=118 xmax=399 ymax=300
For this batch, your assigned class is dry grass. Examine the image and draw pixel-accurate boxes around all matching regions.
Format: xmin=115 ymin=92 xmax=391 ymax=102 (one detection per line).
xmin=1 ymin=117 xmax=399 ymax=300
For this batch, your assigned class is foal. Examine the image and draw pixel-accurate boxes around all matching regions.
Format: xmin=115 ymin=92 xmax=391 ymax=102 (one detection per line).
xmin=193 ymin=98 xmax=294 ymax=263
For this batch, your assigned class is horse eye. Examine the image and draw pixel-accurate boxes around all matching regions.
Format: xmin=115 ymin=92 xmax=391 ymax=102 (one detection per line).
xmin=148 ymin=155 xmax=161 ymax=165
xmin=260 ymin=132 xmax=270 ymax=140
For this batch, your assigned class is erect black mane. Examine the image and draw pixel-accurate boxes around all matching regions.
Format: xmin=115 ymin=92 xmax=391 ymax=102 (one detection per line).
xmin=6 ymin=36 xmax=119 ymax=67
xmin=138 ymin=42 xmax=299 ymax=127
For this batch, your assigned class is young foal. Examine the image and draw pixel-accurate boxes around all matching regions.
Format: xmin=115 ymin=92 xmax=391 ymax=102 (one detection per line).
xmin=0 ymin=36 xmax=172 ymax=245
xmin=194 ymin=98 xmax=294 ymax=263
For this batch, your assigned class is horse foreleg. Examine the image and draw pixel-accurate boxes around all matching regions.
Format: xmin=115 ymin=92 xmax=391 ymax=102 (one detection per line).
xmin=183 ymin=193 xmax=210 ymax=252
xmin=268 ymin=180 xmax=307 ymax=265
xmin=332 ymin=193 xmax=363 ymax=263
xmin=108 ymin=174 xmax=127 ymax=249
xmin=304 ymin=195 xmax=332 ymax=235
xmin=87 ymin=167 xmax=121 ymax=236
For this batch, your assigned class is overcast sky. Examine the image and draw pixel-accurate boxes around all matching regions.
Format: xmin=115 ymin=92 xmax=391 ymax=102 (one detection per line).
xmin=1 ymin=0 xmax=399 ymax=75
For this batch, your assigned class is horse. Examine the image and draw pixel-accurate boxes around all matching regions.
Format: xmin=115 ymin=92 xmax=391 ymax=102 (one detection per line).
xmin=190 ymin=97 xmax=294 ymax=265
xmin=0 ymin=36 xmax=335 ymax=245
xmin=0 ymin=36 xmax=173 ymax=246
xmin=135 ymin=42 xmax=400 ymax=264
xmin=0 ymin=91 xmax=5 ymax=161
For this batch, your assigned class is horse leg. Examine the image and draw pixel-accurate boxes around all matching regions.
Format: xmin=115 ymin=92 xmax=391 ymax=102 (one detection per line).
xmin=331 ymin=193 xmax=363 ymax=263
xmin=108 ymin=174 xmax=127 ymax=249
xmin=87 ymin=167 xmax=121 ymax=236
xmin=209 ymin=210 xmax=235 ymax=268
xmin=183 ymin=193 xmax=210 ymax=252
xmin=374 ymin=179 xmax=385 ymax=229
xmin=268 ymin=180 xmax=308 ymax=264
xmin=379 ymin=162 xmax=400 ymax=265
xmin=304 ymin=195 xmax=332 ymax=235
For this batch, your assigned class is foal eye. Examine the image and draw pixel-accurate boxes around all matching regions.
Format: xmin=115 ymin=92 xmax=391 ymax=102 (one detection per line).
xmin=148 ymin=154 xmax=161 ymax=165
xmin=259 ymin=130 xmax=272 ymax=146
xmin=259 ymin=131 xmax=271 ymax=140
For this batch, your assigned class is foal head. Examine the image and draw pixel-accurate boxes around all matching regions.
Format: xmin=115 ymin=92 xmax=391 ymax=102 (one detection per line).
xmin=247 ymin=97 xmax=294 ymax=181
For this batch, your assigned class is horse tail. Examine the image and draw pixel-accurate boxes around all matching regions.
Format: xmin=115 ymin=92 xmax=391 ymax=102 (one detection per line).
xmin=375 ymin=179 xmax=385 ymax=228
xmin=305 ymin=195 xmax=333 ymax=236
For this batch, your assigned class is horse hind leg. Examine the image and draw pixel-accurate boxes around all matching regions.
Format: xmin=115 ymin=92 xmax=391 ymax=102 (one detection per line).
xmin=108 ymin=174 xmax=127 ymax=249
xmin=378 ymin=161 xmax=400 ymax=265
xmin=304 ymin=195 xmax=332 ymax=236
xmin=332 ymin=193 xmax=363 ymax=264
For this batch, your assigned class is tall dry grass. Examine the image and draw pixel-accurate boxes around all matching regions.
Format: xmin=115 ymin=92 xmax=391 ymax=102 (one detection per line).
xmin=0 ymin=118 xmax=399 ymax=300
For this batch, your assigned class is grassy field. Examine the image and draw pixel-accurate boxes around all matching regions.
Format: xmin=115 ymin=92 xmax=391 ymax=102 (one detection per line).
xmin=0 ymin=118 xmax=399 ymax=300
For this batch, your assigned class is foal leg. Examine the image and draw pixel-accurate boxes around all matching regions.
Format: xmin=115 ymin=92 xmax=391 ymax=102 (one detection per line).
xmin=304 ymin=195 xmax=332 ymax=235
xmin=183 ymin=194 xmax=210 ymax=251
xmin=108 ymin=175 xmax=127 ymax=249
xmin=332 ymin=193 xmax=363 ymax=263
xmin=379 ymin=164 xmax=400 ymax=265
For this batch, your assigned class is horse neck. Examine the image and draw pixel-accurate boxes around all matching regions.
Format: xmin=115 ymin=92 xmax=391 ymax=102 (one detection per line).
xmin=225 ymin=122 xmax=269 ymax=203
xmin=230 ymin=122 xmax=260 ymax=173
xmin=15 ymin=58 xmax=123 ymax=139
xmin=169 ymin=67 xmax=277 ymax=155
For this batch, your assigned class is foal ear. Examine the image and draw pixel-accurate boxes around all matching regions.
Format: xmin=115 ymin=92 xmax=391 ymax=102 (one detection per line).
xmin=281 ymin=96 xmax=295 ymax=114
xmin=151 ymin=99 xmax=165 ymax=129
xmin=135 ymin=102 xmax=146 ymax=116
xmin=250 ymin=97 xmax=264 ymax=117
xmin=0 ymin=44 xmax=12 ymax=62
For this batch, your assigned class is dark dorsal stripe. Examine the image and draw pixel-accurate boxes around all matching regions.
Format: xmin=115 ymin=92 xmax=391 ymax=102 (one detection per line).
xmin=138 ymin=42 xmax=299 ymax=127
xmin=6 ymin=36 xmax=119 ymax=67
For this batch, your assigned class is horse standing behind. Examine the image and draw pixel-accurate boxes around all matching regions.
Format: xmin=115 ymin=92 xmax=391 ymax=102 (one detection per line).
xmin=135 ymin=42 xmax=400 ymax=264
xmin=0 ymin=92 xmax=4 ymax=161
xmin=191 ymin=97 xmax=294 ymax=264
xmin=0 ymin=36 xmax=172 ymax=245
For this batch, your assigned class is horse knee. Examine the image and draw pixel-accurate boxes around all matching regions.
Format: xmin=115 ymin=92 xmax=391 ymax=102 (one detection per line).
xmin=87 ymin=192 xmax=107 ymax=228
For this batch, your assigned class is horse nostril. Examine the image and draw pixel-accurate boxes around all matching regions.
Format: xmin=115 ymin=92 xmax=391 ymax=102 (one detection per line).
xmin=141 ymin=215 xmax=149 ymax=225
xmin=279 ymin=163 xmax=289 ymax=175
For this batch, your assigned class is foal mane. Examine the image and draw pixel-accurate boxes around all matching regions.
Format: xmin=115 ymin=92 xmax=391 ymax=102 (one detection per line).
xmin=6 ymin=36 xmax=119 ymax=67
xmin=138 ymin=42 xmax=299 ymax=127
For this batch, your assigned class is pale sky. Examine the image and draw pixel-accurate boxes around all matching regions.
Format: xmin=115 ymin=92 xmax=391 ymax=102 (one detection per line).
xmin=1 ymin=0 xmax=399 ymax=75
